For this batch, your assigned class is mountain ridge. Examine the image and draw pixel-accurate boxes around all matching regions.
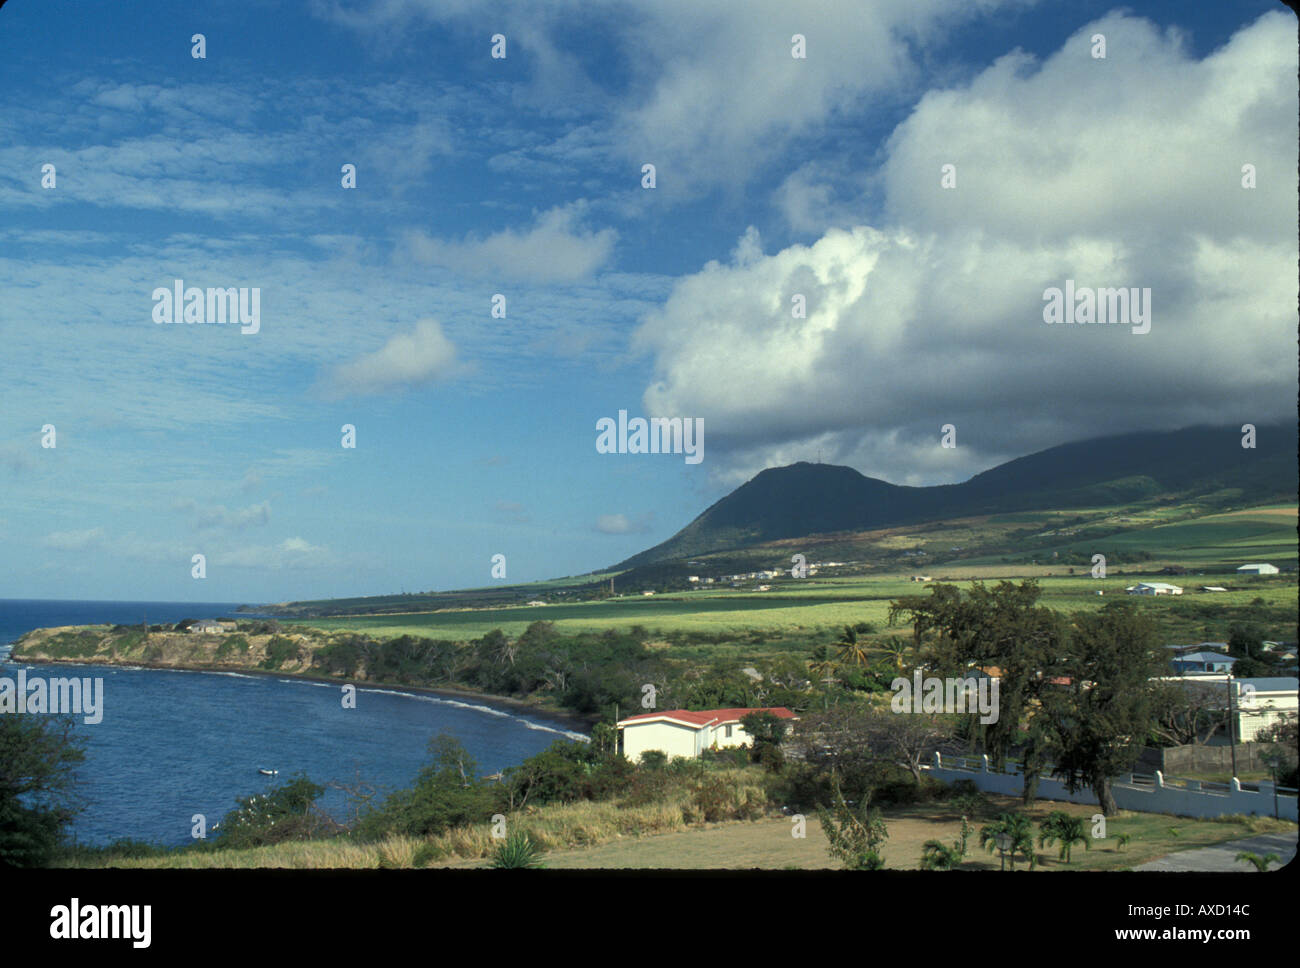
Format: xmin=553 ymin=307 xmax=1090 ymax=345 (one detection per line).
xmin=614 ymin=423 xmax=1299 ymax=568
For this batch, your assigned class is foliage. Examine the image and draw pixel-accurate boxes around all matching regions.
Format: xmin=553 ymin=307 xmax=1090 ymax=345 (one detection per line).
xmin=1235 ymin=851 xmax=1279 ymax=872
xmin=0 ymin=714 xmax=86 ymax=867
xmin=816 ymin=781 xmax=888 ymax=870
xmin=979 ymin=812 xmax=1037 ymax=870
xmin=490 ymin=830 xmax=546 ymax=868
xmin=1037 ymin=811 xmax=1091 ymax=863
xmin=355 ymin=734 xmax=494 ymax=840
xmin=1043 ymin=603 xmax=1164 ymax=815
xmin=259 ymin=635 xmax=299 ymax=669
xmin=215 ymin=774 xmax=335 ymax=850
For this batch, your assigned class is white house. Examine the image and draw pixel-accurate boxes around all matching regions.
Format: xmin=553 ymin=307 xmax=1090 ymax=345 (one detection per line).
xmin=189 ymin=620 xmax=234 ymax=634
xmin=1232 ymin=677 xmax=1298 ymax=742
xmin=1126 ymin=582 xmax=1183 ymax=596
xmin=1236 ymin=563 xmax=1279 ymax=575
xmin=616 ymin=707 xmax=797 ymax=762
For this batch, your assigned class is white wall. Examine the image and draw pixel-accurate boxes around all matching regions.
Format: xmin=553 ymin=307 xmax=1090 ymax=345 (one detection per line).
xmin=927 ymin=753 xmax=1296 ymax=821
xmin=622 ymin=721 xmax=701 ymax=762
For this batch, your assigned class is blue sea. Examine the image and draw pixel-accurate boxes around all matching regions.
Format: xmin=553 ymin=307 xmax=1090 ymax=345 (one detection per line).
xmin=0 ymin=599 xmax=583 ymax=847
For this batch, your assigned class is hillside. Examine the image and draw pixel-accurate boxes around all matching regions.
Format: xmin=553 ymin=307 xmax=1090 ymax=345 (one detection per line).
xmin=616 ymin=423 xmax=1298 ymax=568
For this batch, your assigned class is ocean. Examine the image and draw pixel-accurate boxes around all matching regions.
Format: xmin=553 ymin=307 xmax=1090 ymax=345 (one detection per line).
xmin=0 ymin=599 xmax=582 ymax=847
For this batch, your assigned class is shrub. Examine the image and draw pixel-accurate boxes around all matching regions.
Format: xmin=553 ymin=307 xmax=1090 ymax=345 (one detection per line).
xmin=260 ymin=635 xmax=299 ymax=670
xmin=639 ymin=750 xmax=668 ymax=770
xmin=490 ymin=831 xmax=546 ymax=869
xmin=412 ymin=841 xmax=447 ymax=868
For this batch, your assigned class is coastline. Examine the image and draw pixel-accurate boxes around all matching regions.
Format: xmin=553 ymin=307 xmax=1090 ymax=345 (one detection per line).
xmin=6 ymin=651 xmax=594 ymax=737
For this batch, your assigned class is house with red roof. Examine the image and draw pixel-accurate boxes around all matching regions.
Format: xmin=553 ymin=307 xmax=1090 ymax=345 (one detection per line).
xmin=615 ymin=706 xmax=797 ymax=762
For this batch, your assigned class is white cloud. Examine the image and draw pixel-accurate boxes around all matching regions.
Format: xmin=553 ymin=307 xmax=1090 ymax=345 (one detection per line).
xmin=401 ymin=203 xmax=616 ymax=282
xmin=173 ymin=500 xmax=271 ymax=532
xmin=595 ymin=512 xmax=654 ymax=534
xmin=322 ymin=318 xmax=458 ymax=397
xmin=41 ymin=527 xmax=107 ymax=551
xmin=633 ymin=12 xmax=1299 ymax=483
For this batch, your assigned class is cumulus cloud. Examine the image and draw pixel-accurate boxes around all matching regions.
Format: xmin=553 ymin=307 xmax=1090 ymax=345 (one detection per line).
xmin=323 ymin=318 xmax=457 ymax=397
xmin=312 ymin=0 xmax=1027 ymax=198
xmin=401 ymin=203 xmax=616 ymax=282
xmin=634 ymin=12 xmax=1298 ymax=485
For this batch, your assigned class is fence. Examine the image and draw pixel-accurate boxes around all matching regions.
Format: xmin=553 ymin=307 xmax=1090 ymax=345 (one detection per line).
xmin=926 ymin=752 xmax=1297 ymax=821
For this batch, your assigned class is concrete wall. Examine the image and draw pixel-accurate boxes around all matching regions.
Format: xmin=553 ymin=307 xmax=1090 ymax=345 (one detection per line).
xmin=1154 ymin=742 xmax=1286 ymax=775
xmin=927 ymin=753 xmax=1297 ymax=821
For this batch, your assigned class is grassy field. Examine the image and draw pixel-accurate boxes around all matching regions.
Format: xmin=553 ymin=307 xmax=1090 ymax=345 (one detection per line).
xmin=69 ymin=791 xmax=1292 ymax=870
xmin=284 ymin=571 xmax=1298 ymax=647
xmin=270 ymin=501 xmax=1295 ymax=644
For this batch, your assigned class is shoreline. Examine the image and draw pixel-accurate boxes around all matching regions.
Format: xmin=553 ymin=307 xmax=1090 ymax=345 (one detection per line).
xmin=5 ymin=651 xmax=595 ymax=737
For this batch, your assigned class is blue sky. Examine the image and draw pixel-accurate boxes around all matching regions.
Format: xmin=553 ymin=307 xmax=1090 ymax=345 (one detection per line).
xmin=0 ymin=0 xmax=1294 ymax=602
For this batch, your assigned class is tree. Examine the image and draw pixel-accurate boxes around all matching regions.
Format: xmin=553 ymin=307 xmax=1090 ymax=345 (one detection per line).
xmin=1149 ymin=680 xmax=1226 ymax=747
xmin=356 ymin=733 xmax=493 ymax=839
xmin=1037 ymin=811 xmax=1090 ymax=863
xmin=889 ymin=580 xmax=1068 ymax=803
xmin=0 ymin=714 xmax=85 ymax=867
xmin=216 ymin=773 xmax=335 ymax=850
xmin=880 ymin=637 xmax=910 ymax=671
xmin=835 ymin=626 xmax=870 ymax=669
xmin=979 ymin=811 xmax=1036 ymax=870
xmin=1043 ymin=604 xmax=1164 ymax=816
xmin=920 ymin=839 xmax=963 ymax=870
xmin=816 ymin=780 xmax=888 ymax=870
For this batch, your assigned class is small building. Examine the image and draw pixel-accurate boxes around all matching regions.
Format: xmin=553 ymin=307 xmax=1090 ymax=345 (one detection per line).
xmin=1200 ymin=586 xmax=1228 ymax=593
xmin=687 ymin=576 xmax=700 ymax=583
xmin=189 ymin=620 xmax=234 ymax=634
xmin=616 ymin=707 xmax=797 ymax=762
xmin=1231 ymin=677 xmax=1299 ymax=742
xmin=1236 ymin=563 xmax=1279 ymax=575
xmin=526 ymin=600 xmax=547 ymax=607
xmin=642 ymin=590 xmax=655 ymax=597
xmin=1126 ymin=582 xmax=1183 ymax=596
xmin=1171 ymin=651 xmax=1239 ymax=675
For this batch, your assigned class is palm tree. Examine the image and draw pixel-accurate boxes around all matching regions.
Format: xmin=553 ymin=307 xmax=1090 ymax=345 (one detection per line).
xmin=1235 ymin=851 xmax=1280 ymax=872
xmin=1037 ymin=811 xmax=1090 ymax=863
xmin=980 ymin=812 xmax=1037 ymax=870
xmin=808 ymin=645 xmax=839 ymax=709
xmin=920 ymin=839 xmax=962 ymax=870
xmin=835 ymin=626 xmax=870 ymax=668
xmin=881 ymin=637 xmax=910 ymax=671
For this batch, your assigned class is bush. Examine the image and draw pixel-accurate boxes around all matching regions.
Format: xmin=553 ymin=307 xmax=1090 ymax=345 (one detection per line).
xmin=260 ymin=635 xmax=299 ymax=670
xmin=215 ymin=774 xmax=334 ymax=850
xmin=412 ymin=841 xmax=447 ymax=868
xmin=0 ymin=714 xmax=85 ymax=868
xmin=639 ymin=750 xmax=668 ymax=770
xmin=355 ymin=735 xmax=495 ymax=840
xmin=490 ymin=830 xmax=546 ymax=869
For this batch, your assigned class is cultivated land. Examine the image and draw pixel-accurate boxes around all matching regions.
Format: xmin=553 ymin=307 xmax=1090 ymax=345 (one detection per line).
xmin=259 ymin=503 xmax=1298 ymax=645
xmin=18 ymin=499 xmax=1297 ymax=871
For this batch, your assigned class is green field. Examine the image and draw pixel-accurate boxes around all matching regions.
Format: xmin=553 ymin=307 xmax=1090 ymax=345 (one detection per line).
xmin=286 ymin=571 xmax=1297 ymax=647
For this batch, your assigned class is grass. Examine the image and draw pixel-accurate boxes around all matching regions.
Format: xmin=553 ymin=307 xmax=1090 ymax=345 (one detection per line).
xmin=65 ymin=789 xmax=1294 ymax=870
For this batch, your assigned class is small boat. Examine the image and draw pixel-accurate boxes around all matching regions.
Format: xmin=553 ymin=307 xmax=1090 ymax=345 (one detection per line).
xmin=258 ymin=769 xmax=278 ymax=776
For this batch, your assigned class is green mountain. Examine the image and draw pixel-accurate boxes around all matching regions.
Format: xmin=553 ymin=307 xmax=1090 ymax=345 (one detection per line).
xmin=616 ymin=423 xmax=1298 ymax=568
